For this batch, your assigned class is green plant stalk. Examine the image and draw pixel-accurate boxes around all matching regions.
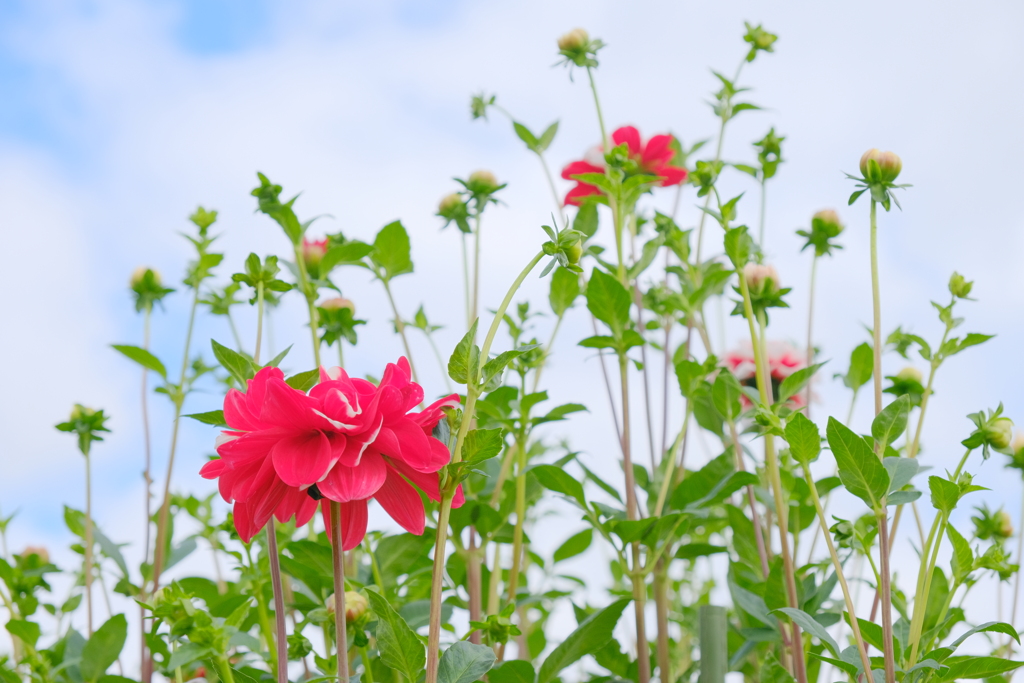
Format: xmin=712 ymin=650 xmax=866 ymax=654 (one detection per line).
xmin=536 ymin=152 xmax=566 ymax=227
xmin=247 ymin=545 xmax=278 ymax=673
xmin=530 ymin=311 xmax=565 ymax=394
xmin=227 ymin=310 xmax=244 ymax=353
xmin=1013 ymin=488 xmax=1024 ymax=639
xmin=381 ymin=279 xmax=419 ymax=383
xmin=466 ymin=531 xmax=483 ymax=645
xmin=142 ymin=305 xmax=154 ymax=564
xmin=869 ymin=199 xmax=883 ymax=416
xmin=653 ymin=422 xmax=687 ymax=517
xmin=472 ymin=212 xmax=482 ymax=330
xmin=461 ymin=231 xmax=471 ymax=330
xmin=425 ymin=250 xmax=544 ymax=683
xmin=83 ymin=443 xmax=94 ymax=637
xmin=254 ymin=281 xmax=265 ymax=365
xmin=151 ymin=285 xmax=201 ymax=594
xmin=505 ymin=378 xmax=531 ymax=609
xmin=695 ymin=116 xmax=727 ymax=262
xmin=293 ymin=243 xmax=322 ymax=369
xmin=653 ymin=564 xmax=671 ymax=683
xmin=739 ymin=278 xmax=807 ymax=683
xmin=213 ymin=655 xmax=235 ymax=683
xmin=360 ymin=646 xmax=375 ymax=683
xmin=330 ymin=501 xmax=349 ymax=680
xmin=727 ymin=420 xmax=770 ymax=579
xmin=801 ymin=460 xmax=873 ymax=676
xmin=805 ymin=255 xmax=818 ymax=414
xmin=758 ymin=178 xmax=767 ymax=249
xmin=586 ymin=66 xmax=608 ymax=149
xmin=426 ymin=330 xmax=454 ymax=393
xmin=804 ymin=391 xmax=859 ymax=565
xmin=266 ymin=524 xmax=288 ymax=683
xmin=487 ymin=542 xmax=501 ymax=616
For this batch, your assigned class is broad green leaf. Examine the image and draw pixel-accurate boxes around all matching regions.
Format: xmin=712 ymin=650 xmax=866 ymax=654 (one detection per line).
xmin=586 ymin=269 xmax=631 ymax=336
xmin=512 ymin=121 xmax=538 ymax=149
xmin=488 ymin=660 xmax=535 ymax=683
xmin=437 ymin=641 xmax=496 ymax=683
xmin=844 ymin=342 xmax=874 ymax=390
xmin=184 ymin=410 xmax=226 ymax=427
xmin=573 ymin=201 xmax=598 ymax=239
xmin=670 ymin=453 xmax=754 ymax=510
xmin=947 ymin=621 xmax=1019 ymax=649
xmin=674 ymin=543 xmax=727 ymax=560
xmin=482 ymin=344 xmax=540 ymax=390
xmin=553 ymin=529 xmax=593 ymax=563
xmin=947 ymin=524 xmax=973 ymax=584
xmin=778 ymin=363 xmax=824 ymax=403
xmin=166 ymin=643 xmax=212 ymax=670
xmin=81 ymin=615 xmax=127 ymax=683
xmin=549 ymin=265 xmax=580 ymax=317
xmin=886 ymin=490 xmax=921 ymax=505
xmin=370 ymin=220 xmax=413 ymax=280
xmin=212 ymin=339 xmax=256 ymax=386
xmin=448 ymin=320 xmax=480 ymax=385
xmin=611 ymin=519 xmax=657 ymax=544
xmin=537 ymin=121 xmax=559 ymax=152
xmin=724 ymin=226 xmax=752 ymax=268
xmin=765 ymin=558 xmax=788 ymax=612
xmin=536 ymin=599 xmax=629 ymax=683
xmin=284 ymin=369 xmax=319 ymax=392
xmin=712 ymin=371 xmax=743 ymax=422
xmin=674 ymin=360 xmax=706 ymax=399
xmin=774 ymin=608 xmax=840 ymax=658
xmin=532 ymin=465 xmax=586 ymax=508
xmin=826 ymin=417 xmax=889 ymax=511
xmin=366 ymin=590 xmax=425 ymax=681
xmin=872 ymin=396 xmax=911 ymax=451
xmin=785 ymin=413 xmax=821 ymax=465
xmin=462 ymin=428 xmax=503 ymax=463
xmin=111 ymin=345 xmax=166 ymax=379
xmin=5 ymin=620 xmax=40 ymax=649
xmin=883 ymin=456 xmax=920 ymax=494
xmin=939 ymin=656 xmax=1024 ymax=680
xmin=929 ymin=476 xmax=960 ymax=514
xmin=320 ymin=241 xmax=374 ymax=273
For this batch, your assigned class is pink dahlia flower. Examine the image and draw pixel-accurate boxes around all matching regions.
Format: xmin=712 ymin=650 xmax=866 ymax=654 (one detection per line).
xmin=200 ymin=358 xmax=463 ymax=548
xmin=722 ymin=341 xmax=807 ymax=407
xmin=561 ymin=125 xmax=688 ymax=206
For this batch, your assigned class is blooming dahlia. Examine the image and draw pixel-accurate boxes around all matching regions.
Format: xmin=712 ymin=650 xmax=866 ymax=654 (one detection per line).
xmin=723 ymin=341 xmax=807 ymax=407
xmin=200 ymin=358 xmax=462 ymax=548
xmin=561 ymin=126 xmax=688 ymax=206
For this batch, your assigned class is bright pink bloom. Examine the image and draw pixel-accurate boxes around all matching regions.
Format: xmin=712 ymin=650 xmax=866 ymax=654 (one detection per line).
xmin=723 ymin=341 xmax=807 ymax=408
xmin=200 ymin=358 xmax=462 ymax=548
xmin=561 ymin=126 xmax=688 ymax=206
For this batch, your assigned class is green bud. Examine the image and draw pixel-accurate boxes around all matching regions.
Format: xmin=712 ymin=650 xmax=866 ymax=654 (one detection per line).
xmin=557 ymin=28 xmax=589 ymax=53
xmin=986 ymin=417 xmax=1014 ymax=450
xmin=438 ymin=193 xmax=464 ymax=214
xmin=997 ymin=510 xmax=1014 ymax=539
xmin=896 ymin=366 xmax=923 ymax=384
xmin=812 ymin=209 xmax=843 ymax=234
xmin=319 ymin=297 xmax=355 ymax=314
xmin=566 ymin=240 xmax=583 ymax=265
xmin=948 ymin=271 xmax=973 ymax=299
xmin=860 ymin=148 xmax=902 ymax=182
xmin=742 ymin=262 xmax=780 ymax=294
xmin=468 ymin=170 xmax=498 ymax=192
xmin=22 ymin=546 xmax=49 ymax=563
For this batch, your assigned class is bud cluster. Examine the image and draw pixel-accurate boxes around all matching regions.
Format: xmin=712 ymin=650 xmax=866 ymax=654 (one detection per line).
xmin=556 ymin=28 xmax=604 ymax=68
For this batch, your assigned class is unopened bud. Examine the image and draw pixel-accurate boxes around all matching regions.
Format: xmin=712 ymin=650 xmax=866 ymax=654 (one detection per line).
xmin=948 ymin=272 xmax=973 ymax=299
xmin=812 ymin=209 xmax=843 ymax=234
xmin=327 ymin=592 xmax=369 ymax=623
xmin=986 ymin=417 xmax=1014 ymax=450
xmin=438 ymin=193 xmax=463 ymax=214
xmin=468 ymin=170 xmax=498 ymax=192
xmin=557 ymin=28 xmax=589 ymax=53
xmin=1014 ymin=431 xmax=1024 ymax=456
xmin=860 ymin=148 xmax=902 ymax=182
xmin=566 ymin=240 xmax=583 ymax=265
xmin=70 ymin=404 xmax=96 ymax=421
xmin=896 ymin=366 xmax=923 ymax=384
xmin=997 ymin=510 xmax=1014 ymax=539
xmin=131 ymin=267 xmax=161 ymax=288
xmin=22 ymin=546 xmax=49 ymax=563
xmin=319 ymin=297 xmax=355 ymax=313
xmin=742 ymin=263 xmax=780 ymax=294
xmin=301 ymin=238 xmax=328 ymax=267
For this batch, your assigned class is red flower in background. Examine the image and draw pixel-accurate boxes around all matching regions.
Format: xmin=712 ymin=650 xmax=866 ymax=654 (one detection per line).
xmin=561 ymin=126 xmax=688 ymax=206
xmin=200 ymin=358 xmax=463 ymax=548
xmin=301 ymin=238 xmax=328 ymax=267
xmin=723 ymin=341 xmax=807 ymax=408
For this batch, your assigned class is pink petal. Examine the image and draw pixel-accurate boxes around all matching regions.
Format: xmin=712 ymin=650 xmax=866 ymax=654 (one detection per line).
xmin=612 ymin=126 xmax=641 ymax=155
xmin=656 ymin=165 xmax=688 ymax=186
xmin=318 ymin=451 xmax=387 ymax=502
xmin=373 ymin=467 xmax=426 ymax=535
xmin=271 ymin=430 xmax=333 ymax=487
xmin=561 ymin=160 xmax=604 ymax=180
xmin=233 ymin=500 xmax=257 ymax=543
xmin=261 ymin=377 xmax=323 ymax=430
xmin=321 ymin=499 xmax=369 ymax=551
xmin=564 ymin=183 xmax=602 ymax=206
xmin=641 ymin=134 xmax=674 ymax=166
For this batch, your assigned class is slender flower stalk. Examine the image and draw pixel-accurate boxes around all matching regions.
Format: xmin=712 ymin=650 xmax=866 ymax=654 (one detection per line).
xmin=869 ymin=199 xmax=883 ymax=416
xmin=330 ymin=502 xmax=349 ymax=680
xmin=381 ymin=280 xmax=419 ymax=383
xmin=84 ymin=443 xmax=94 ymax=636
xmin=805 ymin=255 xmax=818 ymax=413
xmin=254 ymin=281 xmax=265 ymax=365
xmin=424 ymin=250 xmax=545 ymax=683
xmin=292 ymin=243 xmax=322 ymax=368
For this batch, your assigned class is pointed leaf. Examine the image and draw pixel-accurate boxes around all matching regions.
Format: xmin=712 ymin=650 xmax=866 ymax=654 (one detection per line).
xmin=437 ymin=641 xmax=496 ymax=683
xmin=826 ymin=417 xmax=889 ymax=511
xmin=872 ymin=396 xmax=911 ymax=451
xmin=785 ymin=412 xmax=821 ymax=465
xmin=111 ymin=345 xmax=167 ymax=380
xmin=536 ymin=599 xmax=629 ymax=683
xmin=366 ymin=590 xmax=425 ymax=681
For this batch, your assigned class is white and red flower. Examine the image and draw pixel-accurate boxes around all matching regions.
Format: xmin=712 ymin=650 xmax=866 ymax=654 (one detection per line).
xmin=723 ymin=341 xmax=807 ymax=407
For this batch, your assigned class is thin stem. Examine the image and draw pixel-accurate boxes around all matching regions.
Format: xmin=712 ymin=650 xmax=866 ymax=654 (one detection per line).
xmin=254 ymin=281 xmax=265 ymax=365
xmin=426 ymin=331 xmax=454 ymax=393
xmin=727 ymin=421 xmax=770 ymax=579
xmin=461 ymin=231 xmax=471 ymax=330
xmin=140 ymin=305 xmax=153 ymax=675
xmin=467 ymin=530 xmax=482 ymax=645
xmin=537 ymin=154 xmax=566 ymax=226
xmin=227 ymin=310 xmax=244 ymax=353
xmin=506 ymin=381 xmax=530 ymax=609
xmin=381 ymin=279 xmax=419 ymax=384
xmin=590 ymin=313 xmax=623 ymax=450
xmin=805 ymin=256 xmax=818 ymax=415
xmin=293 ymin=243 xmax=322 ymax=368
xmin=151 ymin=286 xmax=201 ymax=592
xmin=214 ymin=657 xmax=236 ymax=683
xmin=84 ymin=447 xmax=93 ymax=636
xmin=1012 ymin=485 xmax=1024 ymax=635
xmin=653 ymin=564 xmax=670 ymax=683
xmin=266 ymin=523 xmax=288 ymax=683
xmin=472 ymin=213 xmax=482 ymax=327
xmin=758 ymin=179 xmax=767 ymax=249
xmin=695 ymin=118 xmax=727 ymax=262
xmin=330 ymin=502 xmax=349 ymax=680
xmin=869 ymin=200 xmax=882 ymax=416
xmin=586 ymin=67 xmax=608 ymax=149
xmin=530 ymin=312 xmax=565 ymax=394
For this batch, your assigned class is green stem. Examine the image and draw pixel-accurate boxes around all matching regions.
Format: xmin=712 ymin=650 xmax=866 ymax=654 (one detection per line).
xmin=227 ymin=310 xmax=244 ymax=354
xmin=695 ymin=117 xmax=727 ymax=262
xmin=461 ymin=231 xmax=471 ymax=331
xmin=293 ymin=243 xmax=322 ymax=368
xmin=472 ymin=212 xmax=482 ymax=328
xmin=330 ymin=502 xmax=349 ymax=680
xmin=426 ymin=331 xmax=454 ymax=394
xmin=586 ymin=66 xmax=608 ymax=149
xmin=758 ymin=178 xmax=767 ymax=248
xmin=805 ymin=256 xmax=818 ymax=414
xmin=84 ymin=445 xmax=93 ymax=637
xmin=254 ymin=281 xmax=265 ymax=365
xmin=425 ymin=250 xmax=545 ymax=683
xmin=653 ymin=418 xmax=688 ymax=517
xmin=266 ymin=523 xmax=288 ymax=683
xmin=248 ymin=545 xmax=277 ymax=674
xmin=869 ymin=199 xmax=882 ymax=416
xmin=214 ymin=656 xmax=235 ymax=683
xmin=360 ymin=646 xmax=374 ymax=683
xmin=381 ymin=279 xmax=419 ymax=384
xmin=505 ymin=376 xmax=531 ymax=611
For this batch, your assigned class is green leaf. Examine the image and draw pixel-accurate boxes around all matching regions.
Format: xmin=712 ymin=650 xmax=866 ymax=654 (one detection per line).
xmin=512 ymin=121 xmax=539 ymax=149
xmin=778 ymin=363 xmax=825 ymax=403
xmin=939 ymin=656 xmax=1024 ymax=680
xmin=320 ymin=241 xmax=374 ymax=273
xmin=883 ymin=457 xmax=919 ymax=495
xmin=482 ymin=345 xmax=540 ymax=390
xmin=111 ymin=345 xmax=167 ymax=379
xmin=712 ymin=371 xmax=743 ymax=422
xmin=553 ymin=529 xmax=593 ymax=563
xmin=437 ymin=641 xmax=496 ymax=683
xmin=785 ymin=413 xmax=821 ymax=465
xmin=536 ymin=599 xmax=629 ymax=683
xmin=488 ymin=661 xmax=535 ymax=683
xmin=462 ymin=429 xmax=503 ymax=463
xmin=81 ymin=614 xmax=127 ymax=683
xmin=166 ymin=643 xmax=212 ymax=670
xmin=947 ymin=621 xmax=1020 ymax=649
xmin=947 ymin=525 xmax=974 ymax=583
xmin=366 ymin=591 xmax=425 ymax=681
xmin=670 ymin=453 xmax=754 ymax=510
xmin=674 ymin=543 xmax=727 ymax=560
xmin=845 ymin=342 xmax=874 ymax=390
xmin=211 ymin=339 xmax=256 ymax=386
xmin=549 ymin=266 xmax=580 ymax=317
xmin=724 ymin=226 xmax=752 ymax=268
xmin=5 ymin=620 xmax=40 ymax=649
xmin=929 ymin=476 xmax=960 ymax=514
xmin=773 ymin=608 xmax=839 ymax=658
xmin=184 ymin=410 xmax=226 ymax=427
xmin=872 ymin=396 xmax=911 ymax=451
xmin=532 ymin=465 xmax=586 ymax=508
xmin=586 ymin=269 xmax=631 ymax=337
xmin=826 ymin=417 xmax=889 ymax=511
xmin=284 ymin=369 xmax=319 ymax=392
xmin=448 ymin=320 xmax=480 ymax=385
xmin=370 ymin=220 xmax=414 ymax=280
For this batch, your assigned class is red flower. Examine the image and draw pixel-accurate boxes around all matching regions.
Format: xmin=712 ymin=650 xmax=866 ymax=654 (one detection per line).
xmin=723 ymin=341 xmax=807 ymax=408
xmin=200 ymin=358 xmax=463 ymax=548
xmin=560 ymin=126 xmax=688 ymax=206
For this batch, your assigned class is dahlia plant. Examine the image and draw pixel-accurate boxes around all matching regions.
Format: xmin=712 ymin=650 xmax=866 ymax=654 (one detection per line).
xmin=4 ymin=20 xmax=1023 ymax=683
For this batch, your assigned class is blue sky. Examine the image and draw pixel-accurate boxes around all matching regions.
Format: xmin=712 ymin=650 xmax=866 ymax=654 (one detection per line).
xmin=1 ymin=0 xmax=1023 ymax=666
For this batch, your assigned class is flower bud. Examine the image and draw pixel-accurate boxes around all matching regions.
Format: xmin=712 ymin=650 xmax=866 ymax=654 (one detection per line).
xmin=985 ymin=417 xmax=1014 ymax=450
xmin=742 ymin=263 xmax=780 ymax=294
xmin=438 ymin=193 xmax=463 ymax=214
xmin=812 ymin=209 xmax=843 ymax=234
xmin=860 ymin=148 xmax=902 ymax=182
xmin=22 ymin=546 xmax=49 ymax=563
xmin=301 ymin=238 xmax=328 ymax=267
xmin=1014 ymin=431 xmax=1024 ymax=456
xmin=896 ymin=366 xmax=923 ymax=384
xmin=948 ymin=272 xmax=973 ymax=299
xmin=70 ymin=404 xmax=97 ymax=421
xmin=131 ymin=267 xmax=161 ymax=288
xmin=326 ymin=592 xmax=369 ymax=623
xmin=997 ymin=510 xmax=1014 ymax=539
xmin=319 ymin=297 xmax=355 ymax=313
xmin=468 ymin=170 xmax=499 ymax=193
xmin=566 ymin=240 xmax=583 ymax=265
xmin=557 ymin=28 xmax=589 ymax=53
